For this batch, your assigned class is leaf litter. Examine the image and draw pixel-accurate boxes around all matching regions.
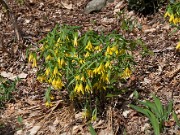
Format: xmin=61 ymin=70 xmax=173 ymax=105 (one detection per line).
xmin=0 ymin=0 xmax=179 ymax=134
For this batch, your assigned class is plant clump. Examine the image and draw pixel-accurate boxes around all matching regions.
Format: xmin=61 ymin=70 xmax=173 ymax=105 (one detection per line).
xmin=164 ymin=1 xmax=180 ymax=25
xmin=28 ymin=25 xmax=140 ymax=119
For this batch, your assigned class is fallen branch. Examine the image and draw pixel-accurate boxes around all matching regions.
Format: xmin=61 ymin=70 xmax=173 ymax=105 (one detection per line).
xmin=0 ymin=0 xmax=22 ymax=41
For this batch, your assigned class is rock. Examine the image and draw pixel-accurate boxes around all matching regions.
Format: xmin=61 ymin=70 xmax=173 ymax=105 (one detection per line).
xmin=107 ymin=0 xmax=114 ymax=3
xmin=84 ymin=0 xmax=107 ymax=14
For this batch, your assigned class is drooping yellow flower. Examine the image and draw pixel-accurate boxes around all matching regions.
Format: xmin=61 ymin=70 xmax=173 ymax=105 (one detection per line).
xmin=121 ymin=67 xmax=132 ymax=79
xmin=169 ymin=14 xmax=174 ymax=22
xmin=61 ymin=58 xmax=65 ymax=66
xmin=93 ymin=63 xmax=105 ymax=75
xmin=55 ymin=38 xmax=61 ymax=47
xmin=79 ymin=59 xmax=85 ymax=64
xmin=32 ymin=58 xmax=37 ymax=67
xmin=50 ymin=95 xmax=55 ymax=100
xmin=85 ymin=84 xmax=91 ymax=92
xmin=81 ymin=75 xmax=86 ymax=82
xmin=48 ymin=77 xmax=53 ymax=83
xmin=74 ymin=36 xmax=78 ymax=47
xmin=105 ymin=61 xmax=111 ymax=69
xmin=82 ymin=108 xmax=90 ymax=119
xmin=87 ymin=70 xmax=93 ymax=78
xmin=74 ymin=82 xmax=84 ymax=94
xmin=57 ymin=58 xmax=64 ymax=68
xmin=105 ymin=46 xmax=113 ymax=56
xmin=85 ymin=52 xmax=90 ymax=58
xmin=85 ymin=41 xmax=93 ymax=51
xmin=164 ymin=12 xmax=170 ymax=18
xmin=75 ymin=75 xmax=80 ymax=80
xmin=40 ymin=45 xmax=44 ymax=51
xmin=45 ymin=101 xmax=53 ymax=107
xmin=94 ymin=45 xmax=102 ymax=52
xmin=52 ymin=78 xmax=64 ymax=90
xmin=28 ymin=53 xmax=34 ymax=62
xmin=45 ymin=55 xmax=52 ymax=61
xmin=53 ymin=66 xmax=58 ymax=76
xmin=101 ymin=73 xmax=110 ymax=83
xmin=173 ymin=17 xmax=179 ymax=25
xmin=37 ymin=75 xmax=46 ymax=82
xmin=45 ymin=67 xmax=51 ymax=76
xmin=176 ymin=42 xmax=180 ymax=50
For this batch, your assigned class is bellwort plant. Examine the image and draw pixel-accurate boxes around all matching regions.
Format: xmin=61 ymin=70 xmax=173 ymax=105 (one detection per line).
xmin=28 ymin=25 xmax=140 ymax=120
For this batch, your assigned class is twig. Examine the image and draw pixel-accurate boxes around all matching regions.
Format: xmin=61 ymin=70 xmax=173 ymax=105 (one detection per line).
xmin=0 ymin=0 xmax=22 ymax=41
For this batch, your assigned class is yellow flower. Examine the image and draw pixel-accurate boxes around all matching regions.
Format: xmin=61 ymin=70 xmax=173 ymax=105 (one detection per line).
xmin=66 ymin=36 xmax=69 ymax=41
xmin=75 ymin=75 xmax=80 ymax=80
xmin=52 ymin=78 xmax=63 ymax=90
xmin=45 ymin=55 xmax=52 ymax=61
xmin=105 ymin=46 xmax=113 ymax=56
xmin=82 ymin=109 xmax=90 ymax=119
xmin=101 ymin=73 xmax=110 ymax=83
xmin=28 ymin=53 xmax=34 ymax=62
xmin=45 ymin=67 xmax=51 ymax=76
xmin=176 ymin=42 xmax=180 ymax=50
xmin=79 ymin=59 xmax=85 ymax=64
xmin=93 ymin=63 xmax=105 ymax=75
xmin=61 ymin=58 xmax=65 ymax=66
xmin=87 ymin=70 xmax=93 ymax=78
xmin=173 ymin=17 xmax=179 ymax=25
xmin=85 ymin=84 xmax=91 ymax=92
xmin=48 ymin=77 xmax=53 ymax=83
xmin=32 ymin=58 xmax=37 ymax=67
xmin=74 ymin=82 xmax=84 ymax=94
xmin=169 ymin=14 xmax=174 ymax=22
xmin=85 ymin=52 xmax=90 ymax=58
xmin=40 ymin=45 xmax=44 ymax=51
xmin=121 ymin=67 xmax=132 ymax=79
xmin=50 ymin=95 xmax=55 ymax=100
xmin=94 ymin=46 xmax=102 ymax=52
xmin=57 ymin=58 xmax=64 ymax=68
xmin=111 ymin=45 xmax=117 ymax=52
xmin=81 ymin=75 xmax=86 ymax=82
xmin=105 ymin=61 xmax=111 ymax=68
xmin=164 ymin=12 xmax=170 ymax=18
xmin=74 ymin=36 xmax=78 ymax=46
xmin=91 ymin=114 xmax=97 ymax=121
xmin=85 ymin=41 xmax=93 ymax=51
xmin=53 ymin=66 xmax=58 ymax=76
xmin=37 ymin=75 xmax=46 ymax=82
xmin=45 ymin=101 xmax=53 ymax=107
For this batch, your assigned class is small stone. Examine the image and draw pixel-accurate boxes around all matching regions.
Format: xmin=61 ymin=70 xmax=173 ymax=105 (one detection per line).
xmin=84 ymin=0 xmax=107 ymax=14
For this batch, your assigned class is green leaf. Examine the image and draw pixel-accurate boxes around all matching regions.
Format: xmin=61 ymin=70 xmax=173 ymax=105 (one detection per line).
xmin=133 ymin=90 xmax=139 ymax=99
xmin=173 ymin=111 xmax=180 ymax=127
xmin=152 ymin=94 xmax=164 ymax=117
xmin=129 ymin=104 xmax=149 ymax=117
xmin=164 ymin=100 xmax=173 ymax=120
xmin=89 ymin=124 xmax=97 ymax=135
xmin=17 ymin=116 xmax=23 ymax=124
xmin=146 ymin=109 xmax=160 ymax=135
xmin=138 ymin=100 xmax=160 ymax=118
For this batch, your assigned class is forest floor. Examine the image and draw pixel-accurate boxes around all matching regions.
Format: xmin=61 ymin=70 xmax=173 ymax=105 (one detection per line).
xmin=0 ymin=0 xmax=180 ymax=135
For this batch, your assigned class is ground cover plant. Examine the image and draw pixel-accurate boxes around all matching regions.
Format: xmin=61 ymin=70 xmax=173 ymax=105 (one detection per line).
xmin=0 ymin=78 xmax=19 ymax=108
xmin=130 ymin=94 xmax=179 ymax=135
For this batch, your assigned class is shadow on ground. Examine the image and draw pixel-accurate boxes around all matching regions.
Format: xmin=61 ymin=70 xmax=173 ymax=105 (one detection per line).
xmin=0 ymin=123 xmax=16 ymax=135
